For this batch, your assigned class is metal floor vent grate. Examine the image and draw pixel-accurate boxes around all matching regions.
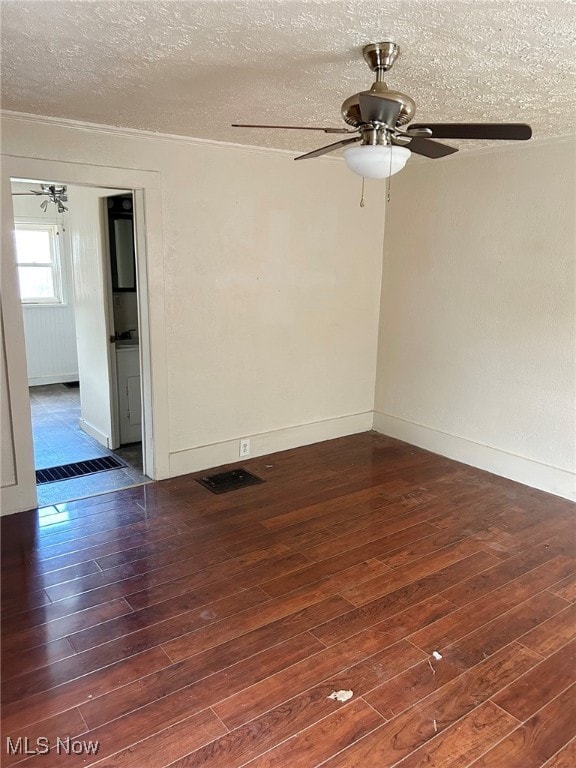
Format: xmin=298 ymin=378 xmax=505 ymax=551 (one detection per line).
xmin=36 ymin=456 xmax=126 ymax=485
xmin=197 ymin=468 xmax=264 ymax=495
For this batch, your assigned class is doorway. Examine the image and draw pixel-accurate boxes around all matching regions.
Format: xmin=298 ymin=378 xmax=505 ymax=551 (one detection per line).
xmin=1 ymin=155 xmax=168 ymax=516
xmin=30 ymin=384 xmax=148 ymax=506
xmin=11 ymin=178 xmax=150 ymax=507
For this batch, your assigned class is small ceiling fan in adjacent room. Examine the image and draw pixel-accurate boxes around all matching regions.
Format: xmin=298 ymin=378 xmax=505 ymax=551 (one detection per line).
xmin=233 ymin=42 xmax=532 ymax=179
xmin=12 ymin=183 xmax=68 ymax=213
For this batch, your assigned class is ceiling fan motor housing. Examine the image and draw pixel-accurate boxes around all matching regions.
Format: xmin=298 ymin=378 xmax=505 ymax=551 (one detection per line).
xmin=341 ymin=82 xmax=416 ymax=128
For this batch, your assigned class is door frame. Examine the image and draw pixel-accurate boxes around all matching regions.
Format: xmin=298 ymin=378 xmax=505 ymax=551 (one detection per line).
xmin=1 ymin=155 xmax=169 ymax=514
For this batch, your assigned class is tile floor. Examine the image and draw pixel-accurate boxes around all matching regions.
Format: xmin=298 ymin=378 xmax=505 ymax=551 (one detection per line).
xmin=30 ymin=383 xmax=150 ymax=506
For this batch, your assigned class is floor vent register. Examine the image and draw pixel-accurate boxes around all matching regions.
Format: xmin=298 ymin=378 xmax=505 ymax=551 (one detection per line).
xmin=36 ymin=456 xmax=127 ymax=485
xmin=196 ymin=468 xmax=264 ymax=494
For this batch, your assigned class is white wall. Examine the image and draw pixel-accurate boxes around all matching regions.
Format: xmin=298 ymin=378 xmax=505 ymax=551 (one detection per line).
xmin=374 ymin=137 xmax=576 ymax=500
xmin=11 ymin=182 xmax=79 ymax=385
xmin=67 ymin=185 xmax=129 ymax=449
xmin=2 ymin=112 xmax=574 ymax=512
xmin=1 ymin=112 xmax=386 ymax=509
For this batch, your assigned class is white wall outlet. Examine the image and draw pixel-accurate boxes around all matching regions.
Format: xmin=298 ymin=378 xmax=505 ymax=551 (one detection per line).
xmin=239 ymin=438 xmax=250 ymax=458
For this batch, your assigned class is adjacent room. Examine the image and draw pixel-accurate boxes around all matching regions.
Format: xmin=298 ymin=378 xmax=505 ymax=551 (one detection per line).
xmin=11 ymin=180 xmax=149 ymax=505
xmin=1 ymin=2 xmax=574 ymax=768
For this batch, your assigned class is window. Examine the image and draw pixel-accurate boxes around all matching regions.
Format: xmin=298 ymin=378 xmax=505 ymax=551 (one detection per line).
xmin=15 ymin=223 xmax=63 ymax=304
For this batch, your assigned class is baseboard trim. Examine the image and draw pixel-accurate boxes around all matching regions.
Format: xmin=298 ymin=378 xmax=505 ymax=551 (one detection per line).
xmin=0 ymin=483 xmax=38 ymax=516
xmin=373 ymin=411 xmax=576 ymax=502
xmin=169 ymin=411 xmax=373 ymax=477
xmin=29 ymin=374 xmax=79 ymax=386
xmin=79 ymin=419 xmax=110 ymax=449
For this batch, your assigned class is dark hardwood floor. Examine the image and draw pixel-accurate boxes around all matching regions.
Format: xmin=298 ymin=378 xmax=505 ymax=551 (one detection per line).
xmin=1 ymin=432 xmax=575 ymax=767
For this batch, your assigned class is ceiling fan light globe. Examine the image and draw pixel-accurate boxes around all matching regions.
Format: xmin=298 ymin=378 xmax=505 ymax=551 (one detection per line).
xmin=343 ymin=145 xmax=411 ymax=179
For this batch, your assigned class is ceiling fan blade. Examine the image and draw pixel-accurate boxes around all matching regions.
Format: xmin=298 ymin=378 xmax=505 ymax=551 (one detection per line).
xmin=232 ymin=123 xmax=353 ymax=134
xmin=359 ymin=93 xmax=402 ymax=127
xmin=404 ymin=137 xmax=459 ymax=159
xmin=294 ymin=136 xmax=360 ymax=161
xmin=408 ymin=123 xmax=532 ymax=140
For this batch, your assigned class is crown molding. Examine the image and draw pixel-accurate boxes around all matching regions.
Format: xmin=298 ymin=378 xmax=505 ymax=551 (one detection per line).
xmin=407 ymin=131 xmax=575 ymax=166
xmin=2 ymin=110 xmax=572 ymax=170
xmin=0 ymin=110 xmax=342 ymax=162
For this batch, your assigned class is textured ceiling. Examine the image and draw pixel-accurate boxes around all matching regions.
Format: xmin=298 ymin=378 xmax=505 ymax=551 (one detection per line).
xmin=1 ymin=0 xmax=575 ymax=156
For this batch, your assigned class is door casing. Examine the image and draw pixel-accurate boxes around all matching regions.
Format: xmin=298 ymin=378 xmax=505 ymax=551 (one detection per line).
xmin=1 ymin=155 xmax=169 ymax=514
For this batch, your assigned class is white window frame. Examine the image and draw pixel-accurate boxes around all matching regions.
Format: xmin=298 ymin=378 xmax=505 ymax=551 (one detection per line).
xmin=14 ymin=221 xmax=64 ymax=305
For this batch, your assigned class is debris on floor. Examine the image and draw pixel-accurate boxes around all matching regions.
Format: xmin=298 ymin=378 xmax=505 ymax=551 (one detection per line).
xmin=327 ymin=689 xmax=354 ymax=702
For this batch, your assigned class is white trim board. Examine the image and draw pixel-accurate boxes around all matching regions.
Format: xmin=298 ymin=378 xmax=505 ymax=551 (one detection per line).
xmin=0 ymin=483 xmax=37 ymax=517
xmin=169 ymin=411 xmax=373 ymax=477
xmin=1 ymin=155 xmax=170 ymax=516
xmin=4 ymin=111 xmax=570 ymax=166
xmin=373 ymin=411 xmax=576 ymax=502
xmin=78 ymin=418 xmax=111 ymax=450
xmin=0 ymin=110 xmax=340 ymax=162
xmin=29 ymin=374 xmax=79 ymax=387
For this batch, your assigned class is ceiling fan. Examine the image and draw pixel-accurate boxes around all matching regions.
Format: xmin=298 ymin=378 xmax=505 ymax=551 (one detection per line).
xmin=232 ymin=42 xmax=532 ymax=179
xmin=12 ymin=183 xmax=68 ymax=213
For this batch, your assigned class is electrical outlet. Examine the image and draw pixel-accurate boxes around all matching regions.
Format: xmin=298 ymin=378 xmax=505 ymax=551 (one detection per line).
xmin=239 ymin=438 xmax=250 ymax=458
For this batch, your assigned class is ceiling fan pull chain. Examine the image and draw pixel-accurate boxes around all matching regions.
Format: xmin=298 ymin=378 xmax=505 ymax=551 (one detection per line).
xmin=386 ymin=147 xmax=392 ymax=202
xmin=360 ymin=177 xmax=366 ymax=207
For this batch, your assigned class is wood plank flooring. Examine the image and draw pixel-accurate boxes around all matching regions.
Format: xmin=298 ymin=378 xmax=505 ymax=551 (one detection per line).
xmin=2 ymin=432 xmax=575 ymax=767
